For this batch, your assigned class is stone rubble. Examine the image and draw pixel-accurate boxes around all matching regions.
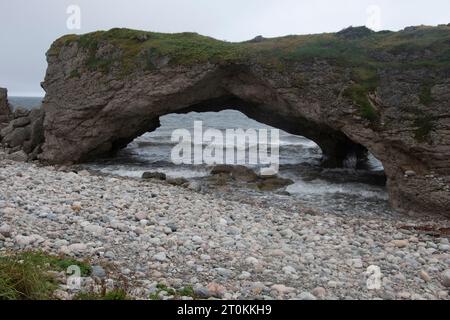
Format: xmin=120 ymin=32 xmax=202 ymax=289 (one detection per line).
xmin=0 ymin=153 xmax=449 ymax=300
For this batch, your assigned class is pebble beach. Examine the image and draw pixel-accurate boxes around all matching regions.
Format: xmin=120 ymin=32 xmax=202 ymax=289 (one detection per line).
xmin=1 ymin=151 xmax=449 ymax=300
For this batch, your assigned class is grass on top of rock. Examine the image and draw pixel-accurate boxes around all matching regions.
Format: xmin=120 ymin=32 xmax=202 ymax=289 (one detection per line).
xmin=49 ymin=25 xmax=450 ymax=76
xmin=414 ymin=115 xmax=435 ymax=142
xmin=0 ymin=251 xmax=91 ymax=300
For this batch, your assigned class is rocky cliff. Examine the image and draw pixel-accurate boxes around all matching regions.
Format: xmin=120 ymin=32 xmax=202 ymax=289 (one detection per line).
xmin=3 ymin=25 xmax=450 ymax=217
xmin=0 ymin=88 xmax=12 ymax=130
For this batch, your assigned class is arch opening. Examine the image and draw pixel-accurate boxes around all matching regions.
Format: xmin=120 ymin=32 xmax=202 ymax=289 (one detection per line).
xmin=103 ymin=95 xmax=374 ymax=171
xmin=86 ymin=109 xmax=388 ymax=215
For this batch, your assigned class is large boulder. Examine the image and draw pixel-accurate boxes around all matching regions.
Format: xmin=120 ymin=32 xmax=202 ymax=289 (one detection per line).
xmin=0 ymin=106 xmax=44 ymax=161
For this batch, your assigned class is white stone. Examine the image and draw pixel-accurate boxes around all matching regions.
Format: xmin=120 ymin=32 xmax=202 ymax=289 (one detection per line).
xmin=66 ymin=243 xmax=87 ymax=254
xmin=271 ymin=284 xmax=295 ymax=294
xmin=84 ymin=224 xmax=104 ymax=236
xmin=192 ymin=235 xmax=203 ymax=244
xmin=15 ymin=235 xmax=35 ymax=246
xmin=298 ymin=291 xmax=317 ymax=300
xmin=391 ymin=240 xmax=409 ymax=248
xmin=282 ymin=266 xmax=297 ymax=274
xmin=245 ymin=257 xmax=259 ymax=265
xmin=0 ymin=224 xmax=12 ymax=237
xmin=238 ymin=271 xmax=251 ymax=280
xmin=153 ymin=252 xmax=167 ymax=262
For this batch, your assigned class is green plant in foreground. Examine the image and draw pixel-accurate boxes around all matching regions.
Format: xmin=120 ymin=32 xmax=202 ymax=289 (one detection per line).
xmin=0 ymin=253 xmax=55 ymax=300
xmin=21 ymin=251 xmax=92 ymax=276
xmin=0 ymin=251 xmax=92 ymax=300
xmin=74 ymin=288 xmax=130 ymax=300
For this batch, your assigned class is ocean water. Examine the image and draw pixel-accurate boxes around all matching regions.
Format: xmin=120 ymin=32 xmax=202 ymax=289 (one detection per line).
xmin=8 ymin=96 xmax=43 ymax=110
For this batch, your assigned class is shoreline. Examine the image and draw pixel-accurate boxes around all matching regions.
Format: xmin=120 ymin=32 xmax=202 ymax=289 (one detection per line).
xmin=1 ymin=153 xmax=449 ymax=300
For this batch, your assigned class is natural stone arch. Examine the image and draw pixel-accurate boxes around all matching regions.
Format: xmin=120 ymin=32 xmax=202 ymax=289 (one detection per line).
xmin=26 ymin=27 xmax=450 ymax=217
xmin=40 ymin=64 xmax=368 ymax=166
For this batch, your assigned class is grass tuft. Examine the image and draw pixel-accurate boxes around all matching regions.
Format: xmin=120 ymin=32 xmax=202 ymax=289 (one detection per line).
xmin=414 ymin=115 xmax=434 ymax=142
xmin=0 ymin=251 xmax=91 ymax=300
xmin=74 ymin=288 xmax=129 ymax=300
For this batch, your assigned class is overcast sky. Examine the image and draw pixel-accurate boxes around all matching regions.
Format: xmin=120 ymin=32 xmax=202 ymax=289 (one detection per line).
xmin=1 ymin=0 xmax=449 ymax=96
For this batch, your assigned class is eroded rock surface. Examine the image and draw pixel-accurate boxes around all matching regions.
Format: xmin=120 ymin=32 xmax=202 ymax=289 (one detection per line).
xmin=1 ymin=106 xmax=44 ymax=161
xmin=3 ymin=26 xmax=450 ymax=216
xmin=0 ymin=88 xmax=12 ymax=131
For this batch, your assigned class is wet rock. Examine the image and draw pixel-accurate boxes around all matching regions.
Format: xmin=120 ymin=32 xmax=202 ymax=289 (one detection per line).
xmin=257 ymin=177 xmax=294 ymax=191
xmin=211 ymin=165 xmax=259 ymax=182
xmin=142 ymin=172 xmax=166 ymax=180
xmin=167 ymin=177 xmax=189 ymax=186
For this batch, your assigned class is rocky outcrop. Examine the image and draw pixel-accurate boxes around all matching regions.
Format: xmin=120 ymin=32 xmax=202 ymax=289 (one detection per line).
xmin=0 ymin=106 xmax=44 ymax=161
xmin=0 ymin=88 xmax=12 ymax=131
xmin=4 ymin=25 xmax=449 ymax=217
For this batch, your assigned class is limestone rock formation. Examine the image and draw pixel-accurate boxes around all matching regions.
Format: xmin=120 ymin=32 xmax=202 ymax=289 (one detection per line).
xmin=0 ymin=105 xmax=44 ymax=161
xmin=5 ymin=25 xmax=450 ymax=216
xmin=0 ymin=88 xmax=12 ymax=131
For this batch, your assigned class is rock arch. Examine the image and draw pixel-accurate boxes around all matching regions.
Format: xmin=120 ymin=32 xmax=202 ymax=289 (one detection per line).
xmin=6 ymin=27 xmax=450 ymax=217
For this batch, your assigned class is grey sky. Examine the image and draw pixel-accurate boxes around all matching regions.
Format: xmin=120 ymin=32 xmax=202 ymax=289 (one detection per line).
xmin=1 ymin=0 xmax=449 ymax=96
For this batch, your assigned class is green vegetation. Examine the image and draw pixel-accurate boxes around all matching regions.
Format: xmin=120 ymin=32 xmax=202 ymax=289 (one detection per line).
xmin=343 ymin=67 xmax=380 ymax=122
xmin=419 ymin=81 xmax=435 ymax=105
xmin=0 ymin=251 xmax=91 ymax=300
xmin=69 ymin=69 xmax=80 ymax=79
xmin=49 ymin=25 xmax=450 ymax=75
xmin=414 ymin=115 xmax=434 ymax=141
xmin=149 ymin=283 xmax=196 ymax=300
xmin=74 ymin=288 xmax=129 ymax=300
xmin=20 ymin=251 xmax=91 ymax=276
